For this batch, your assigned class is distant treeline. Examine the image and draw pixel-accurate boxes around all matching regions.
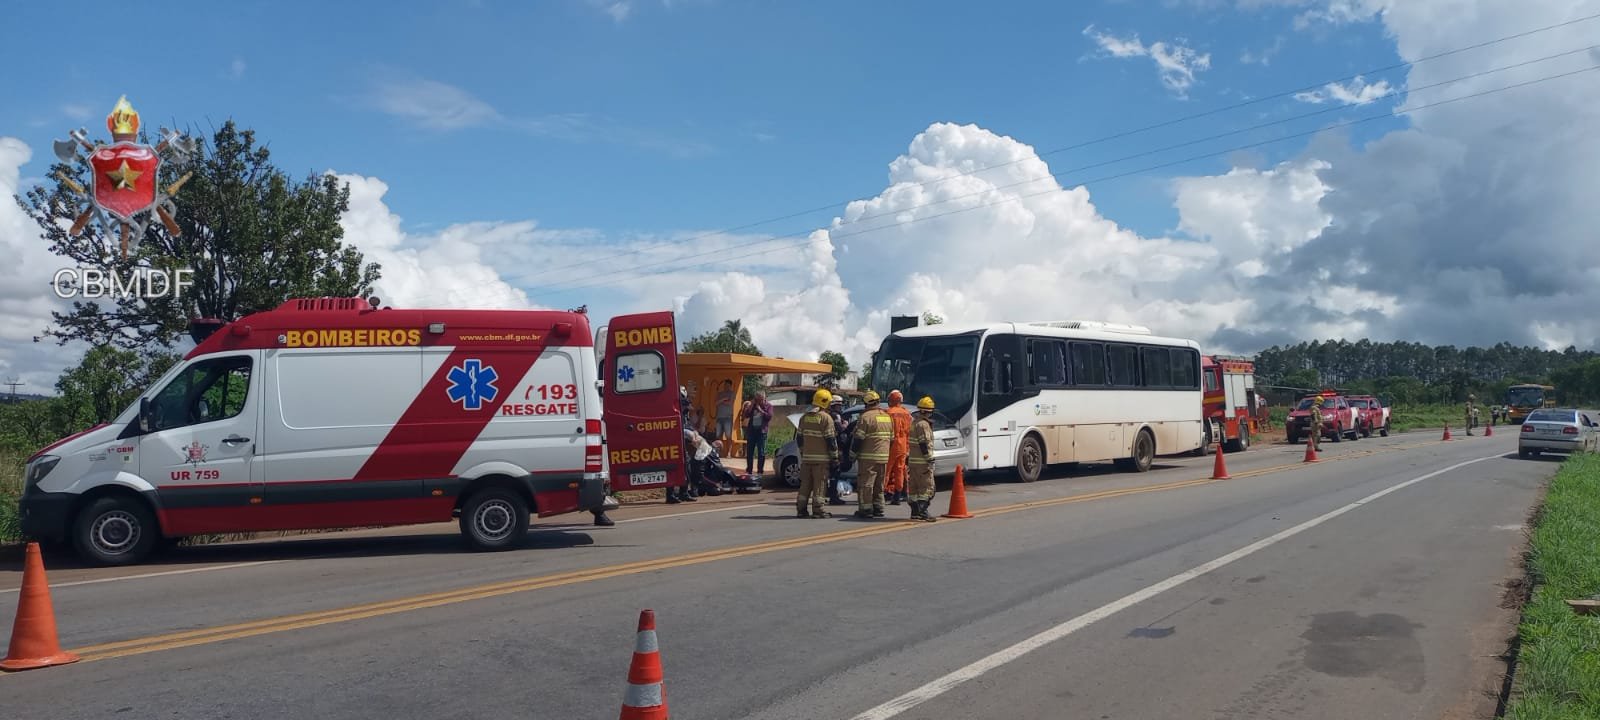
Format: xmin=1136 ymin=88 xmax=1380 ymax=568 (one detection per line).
xmin=1250 ymin=340 xmax=1600 ymax=406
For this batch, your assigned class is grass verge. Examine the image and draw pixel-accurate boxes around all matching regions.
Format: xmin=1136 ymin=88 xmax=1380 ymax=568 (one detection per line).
xmin=1 ymin=451 xmax=21 ymax=545
xmin=1503 ymin=452 xmax=1600 ymax=719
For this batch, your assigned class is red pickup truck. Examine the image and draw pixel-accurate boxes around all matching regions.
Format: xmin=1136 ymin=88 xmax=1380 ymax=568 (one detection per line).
xmin=1346 ymin=395 xmax=1391 ymax=437
xmin=1287 ymin=392 xmax=1361 ymax=443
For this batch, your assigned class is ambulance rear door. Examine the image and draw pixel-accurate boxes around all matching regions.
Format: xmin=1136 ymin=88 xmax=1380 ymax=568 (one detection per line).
xmin=601 ymin=311 xmax=684 ymax=491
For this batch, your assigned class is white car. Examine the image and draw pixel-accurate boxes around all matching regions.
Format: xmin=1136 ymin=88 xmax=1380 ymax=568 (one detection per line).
xmin=1518 ymin=408 xmax=1600 ymax=458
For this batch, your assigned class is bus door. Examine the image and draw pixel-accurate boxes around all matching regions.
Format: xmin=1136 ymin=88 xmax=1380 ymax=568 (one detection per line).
xmin=601 ymin=311 xmax=685 ymax=491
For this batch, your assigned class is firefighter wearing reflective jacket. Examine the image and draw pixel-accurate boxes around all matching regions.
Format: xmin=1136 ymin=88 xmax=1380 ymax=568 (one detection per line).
xmin=885 ymin=390 xmax=913 ymax=505
xmin=1465 ymin=393 xmax=1478 ymax=436
xmin=1307 ymin=396 xmax=1325 ymax=451
xmin=852 ymin=390 xmax=894 ymax=518
xmin=906 ymin=396 xmax=939 ymax=522
xmin=797 ymin=389 xmax=839 ymax=518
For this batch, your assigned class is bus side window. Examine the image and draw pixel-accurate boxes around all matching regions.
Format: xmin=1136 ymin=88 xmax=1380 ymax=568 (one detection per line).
xmin=981 ymin=350 xmax=1001 ymax=395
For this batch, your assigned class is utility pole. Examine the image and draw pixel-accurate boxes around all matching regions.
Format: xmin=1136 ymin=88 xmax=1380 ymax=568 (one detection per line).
xmin=2 ymin=378 xmax=20 ymax=402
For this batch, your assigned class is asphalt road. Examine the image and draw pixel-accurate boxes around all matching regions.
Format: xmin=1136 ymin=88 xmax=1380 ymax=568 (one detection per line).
xmin=0 ymin=428 xmax=1551 ymax=720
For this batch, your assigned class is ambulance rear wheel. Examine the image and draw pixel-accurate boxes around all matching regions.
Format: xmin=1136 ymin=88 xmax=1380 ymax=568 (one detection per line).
xmin=73 ymin=495 xmax=158 ymax=567
xmin=460 ymin=487 xmax=529 ymax=551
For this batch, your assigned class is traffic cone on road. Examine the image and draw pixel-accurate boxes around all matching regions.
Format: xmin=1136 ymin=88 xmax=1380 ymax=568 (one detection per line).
xmin=1302 ymin=440 xmax=1319 ymax=463
xmin=1211 ymin=442 xmax=1231 ymax=479
xmin=1442 ymin=425 xmax=1452 ymax=441
xmin=942 ymin=465 xmax=974 ymax=519
xmin=1485 ymin=423 xmax=1493 ymax=437
xmin=620 ymin=610 xmax=668 ymax=720
xmin=1 ymin=543 xmax=80 ymax=672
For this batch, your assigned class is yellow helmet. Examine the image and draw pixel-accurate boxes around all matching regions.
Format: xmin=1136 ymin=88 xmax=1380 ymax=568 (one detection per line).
xmin=812 ymin=388 xmax=833 ymax=408
xmin=864 ymin=390 xmax=881 ymax=404
xmin=917 ymin=396 xmax=935 ymax=411
xmin=1312 ymin=396 xmax=1324 ymax=406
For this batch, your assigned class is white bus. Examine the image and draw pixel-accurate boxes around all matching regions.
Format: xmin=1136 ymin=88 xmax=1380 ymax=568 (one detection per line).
xmin=869 ymin=320 xmax=1204 ymax=483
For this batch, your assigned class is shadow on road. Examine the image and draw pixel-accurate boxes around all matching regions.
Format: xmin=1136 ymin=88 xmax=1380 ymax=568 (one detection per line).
xmin=2 ymin=526 xmax=604 ymax=572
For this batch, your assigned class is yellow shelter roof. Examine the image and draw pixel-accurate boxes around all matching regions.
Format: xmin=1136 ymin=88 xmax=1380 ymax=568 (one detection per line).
xmin=678 ymin=353 xmax=829 ymax=374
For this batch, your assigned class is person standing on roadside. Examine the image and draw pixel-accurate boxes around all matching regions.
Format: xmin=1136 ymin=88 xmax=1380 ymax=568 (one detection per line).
xmin=827 ymin=396 xmax=849 ymax=505
xmin=1465 ymin=393 xmax=1478 ymax=436
xmin=905 ymin=396 xmax=939 ymax=522
xmin=851 ymin=390 xmax=894 ymax=519
xmin=1307 ymin=396 xmax=1324 ymax=452
xmin=739 ymin=391 xmax=774 ymax=475
xmin=885 ymin=390 xmax=913 ymax=506
xmin=795 ymin=389 xmax=838 ymax=518
xmin=715 ymin=380 xmax=737 ymax=445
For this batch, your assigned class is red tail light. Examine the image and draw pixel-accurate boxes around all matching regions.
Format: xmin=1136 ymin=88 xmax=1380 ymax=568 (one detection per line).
xmin=1522 ymin=424 xmax=1534 ymax=433
xmin=585 ymin=419 xmax=604 ymax=472
xmin=1563 ymin=426 xmax=1579 ymax=435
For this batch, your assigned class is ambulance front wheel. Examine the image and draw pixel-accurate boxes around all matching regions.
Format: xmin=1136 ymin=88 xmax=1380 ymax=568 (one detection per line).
xmin=72 ymin=495 xmax=159 ymax=567
xmin=460 ymin=487 xmax=530 ymax=551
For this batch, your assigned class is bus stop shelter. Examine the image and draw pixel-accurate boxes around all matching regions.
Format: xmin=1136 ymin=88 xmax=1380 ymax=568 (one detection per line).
xmin=679 ymin=353 xmax=830 ymax=461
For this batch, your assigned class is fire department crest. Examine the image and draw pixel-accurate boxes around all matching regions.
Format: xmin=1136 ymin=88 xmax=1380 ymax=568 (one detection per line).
xmin=182 ymin=440 xmax=210 ymax=465
xmin=53 ymin=96 xmax=199 ymax=260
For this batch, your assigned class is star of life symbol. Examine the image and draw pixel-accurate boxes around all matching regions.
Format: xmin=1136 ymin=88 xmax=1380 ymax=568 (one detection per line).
xmin=617 ymin=365 xmax=636 ymax=383
xmin=182 ymin=441 xmax=209 ymax=465
xmin=447 ymin=359 xmax=500 ymax=411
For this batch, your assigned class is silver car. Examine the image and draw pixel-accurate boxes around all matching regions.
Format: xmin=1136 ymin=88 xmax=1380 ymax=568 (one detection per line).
xmin=775 ymin=404 xmax=968 ymax=488
xmin=1517 ymin=408 xmax=1600 ymax=458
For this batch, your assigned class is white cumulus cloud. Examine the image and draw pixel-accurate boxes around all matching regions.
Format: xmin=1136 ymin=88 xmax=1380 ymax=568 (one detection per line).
xmin=1083 ymin=25 xmax=1213 ymax=97
xmin=1293 ymin=75 xmax=1395 ymax=105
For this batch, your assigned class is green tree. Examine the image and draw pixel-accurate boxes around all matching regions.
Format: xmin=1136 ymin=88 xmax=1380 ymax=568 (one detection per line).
xmin=816 ymin=350 xmax=850 ymax=389
xmin=54 ymin=346 xmax=180 ymax=425
xmin=682 ymin=319 xmax=765 ymax=397
xmin=23 ymin=120 xmax=380 ymax=350
xmin=859 ymin=359 xmax=875 ymax=391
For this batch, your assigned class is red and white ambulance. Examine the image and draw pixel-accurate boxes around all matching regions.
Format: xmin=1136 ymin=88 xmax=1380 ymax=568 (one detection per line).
xmin=19 ymin=297 xmax=687 ymax=566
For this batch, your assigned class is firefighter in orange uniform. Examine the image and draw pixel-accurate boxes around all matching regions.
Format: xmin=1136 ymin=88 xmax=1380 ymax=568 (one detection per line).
xmin=885 ymin=390 xmax=913 ymax=505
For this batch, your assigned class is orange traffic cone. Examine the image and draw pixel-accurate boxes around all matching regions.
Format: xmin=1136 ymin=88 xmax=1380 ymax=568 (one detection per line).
xmin=942 ymin=465 xmax=974 ymax=519
xmin=620 ymin=610 xmax=668 ymax=720
xmin=1 ymin=543 xmax=79 ymax=672
xmin=1302 ymin=439 xmax=1319 ymax=463
xmin=1442 ymin=425 xmax=1452 ymax=441
xmin=1211 ymin=441 xmax=1231 ymax=479
xmin=1485 ymin=423 xmax=1493 ymax=437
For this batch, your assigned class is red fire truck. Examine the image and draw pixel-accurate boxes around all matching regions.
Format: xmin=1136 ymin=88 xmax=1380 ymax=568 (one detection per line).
xmin=1199 ymin=355 xmax=1260 ymax=454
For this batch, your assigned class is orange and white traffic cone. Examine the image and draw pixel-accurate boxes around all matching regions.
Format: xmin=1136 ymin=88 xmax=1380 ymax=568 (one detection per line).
xmin=1211 ymin=441 xmax=1231 ymax=479
xmin=620 ymin=610 xmax=668 ymax=720
xmin=941 ymin=465 xmax=974 ymax=519
xmin=1442 ymin=425 xmax=1452 ymax=441
xmin=1303 ymin=438 xmax=1319 ymax=463
xmin=1 ymin=543 xmax=80 ymax=672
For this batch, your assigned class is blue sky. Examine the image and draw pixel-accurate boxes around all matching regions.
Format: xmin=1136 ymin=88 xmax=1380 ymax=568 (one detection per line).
xmin=3 ymin=0 xmax=1402 ymax=243
xmin=22 ymin=0 xmax=1595 ymax=392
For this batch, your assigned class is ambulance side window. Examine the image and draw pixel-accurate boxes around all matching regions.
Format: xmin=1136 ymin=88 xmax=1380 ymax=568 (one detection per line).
xmin=149 ymin=356 xmax=252 ymax=432
xmin=612 ymin=351 xmax=665 ymax=394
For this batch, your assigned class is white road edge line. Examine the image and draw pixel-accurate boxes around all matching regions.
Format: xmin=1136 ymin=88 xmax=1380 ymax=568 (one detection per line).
xmin=616 ymin=503 xmax=765 ymax=523
xmin=849 ymin=452 xmax=1505 ymax=720
xmin=0 ymin=560 xmax=288 ymax=594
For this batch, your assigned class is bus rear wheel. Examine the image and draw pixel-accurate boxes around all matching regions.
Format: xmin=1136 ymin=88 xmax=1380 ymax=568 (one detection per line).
xmin=1014 ymin=434 xmax=1043 ymax=483
xmin=1116 ymin=429 xmax=1155 ymax=473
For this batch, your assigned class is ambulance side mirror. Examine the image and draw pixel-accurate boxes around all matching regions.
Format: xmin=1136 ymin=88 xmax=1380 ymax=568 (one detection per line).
xmin=138 ymin=397 xmax=153 ymax=434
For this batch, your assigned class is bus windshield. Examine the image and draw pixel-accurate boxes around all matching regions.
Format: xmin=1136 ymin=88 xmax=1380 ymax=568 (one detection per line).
xmin=1506 ymin=386 xmax=1547 ymax=407
xmin=871 ymin=333 xmax=980 ymax=422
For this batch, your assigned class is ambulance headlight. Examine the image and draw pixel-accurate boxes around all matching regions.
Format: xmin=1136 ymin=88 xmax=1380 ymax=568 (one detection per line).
xmin=25 ymin=455 xmax=60 ymax=490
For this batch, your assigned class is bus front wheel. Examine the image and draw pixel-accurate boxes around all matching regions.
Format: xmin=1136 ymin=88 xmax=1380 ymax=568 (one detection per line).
xmin=1013 ymin=434 xmax=1044 ymax=483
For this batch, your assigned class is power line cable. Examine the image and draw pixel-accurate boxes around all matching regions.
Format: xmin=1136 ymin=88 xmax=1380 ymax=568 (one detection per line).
xmin=497 ymin=44 xmax=1595 ymax=293
xmin=510 ymin=11 xmax=1600 ymax=282
xmin=522 ymin=62 xmax=1600 ymax=300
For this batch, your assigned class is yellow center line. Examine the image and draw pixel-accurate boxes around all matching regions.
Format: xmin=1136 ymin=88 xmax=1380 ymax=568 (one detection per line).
xmin=60 ymin=437 xmax=1459 ymax=664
